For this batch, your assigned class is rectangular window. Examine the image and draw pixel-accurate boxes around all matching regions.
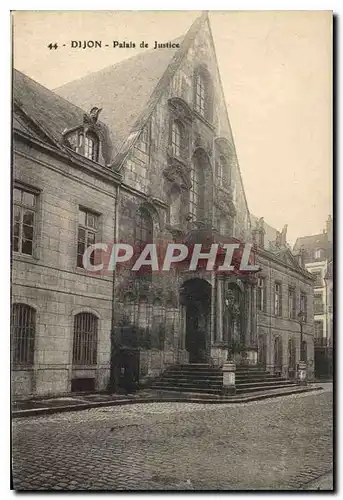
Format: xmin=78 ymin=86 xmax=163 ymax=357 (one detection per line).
xmin=257 ymin=277 xmax=266 ymax=312
xmin=13 ymin=186 xmax=37 ymax=256
xmin=77 ymin=208 xmax=98 ymax=268
xmin=300 ymin=293 xmax=308 ymax=321
xmin=311 ymin=270 xmax=322 ymax=287
xmin=274 ymin=282 xmax=282 ymax=317
xmin=314 ymin=292 xmax=324 ymax=315
xmin=195 ymin=74 xmax=206 ymax=116
xmin=288 ymin=287 xmax=296 ymax=319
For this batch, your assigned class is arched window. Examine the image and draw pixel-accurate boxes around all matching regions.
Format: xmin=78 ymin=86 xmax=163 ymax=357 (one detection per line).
xmin=194 ymin=68 xmax=213 ymax=121
xmin=12 ymin=304 xmax=36 ymax=365
xmin=66 ymin=129 xmax=100 ymax=162
xmin=73 ymin=313 xmax=98 ymax=365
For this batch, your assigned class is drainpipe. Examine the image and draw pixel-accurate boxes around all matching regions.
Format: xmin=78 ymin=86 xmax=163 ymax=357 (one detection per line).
xmin=109 ymin=183 xmax=120 ymax=392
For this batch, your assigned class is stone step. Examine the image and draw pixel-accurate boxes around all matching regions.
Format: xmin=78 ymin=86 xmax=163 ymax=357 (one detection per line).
xmin=151 ymin=385 xmax=223 ymax=395
xmin=236 ymin=380 xmax=295 ymax=389
xmin=236 ymin=383 xmax=298 ymax=394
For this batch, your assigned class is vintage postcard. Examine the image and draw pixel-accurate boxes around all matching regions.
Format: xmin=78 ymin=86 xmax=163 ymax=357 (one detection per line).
xmin=11 ymin=10 xmax=333 ymax=491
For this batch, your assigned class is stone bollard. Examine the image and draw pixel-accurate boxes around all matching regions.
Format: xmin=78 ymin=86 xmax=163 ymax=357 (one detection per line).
xmin=222 ymin=361 xmax=236 ymax=395
xmin=297 ymin=361 xmax=308 ymax=385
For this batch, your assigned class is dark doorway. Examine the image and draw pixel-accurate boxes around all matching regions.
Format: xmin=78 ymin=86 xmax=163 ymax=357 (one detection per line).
xmin=180 ymin=278 xmax=211 ymax=363
xmin=258 ymin=334 xmax=267 ymax=368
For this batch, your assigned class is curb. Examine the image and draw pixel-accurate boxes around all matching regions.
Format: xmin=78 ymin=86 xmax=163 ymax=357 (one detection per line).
xmin=12 ymin=386 xmax=323 ymax=419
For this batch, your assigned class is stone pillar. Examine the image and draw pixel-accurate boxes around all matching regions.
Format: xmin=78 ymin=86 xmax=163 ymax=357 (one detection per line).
xmin=245 ymin=283 xmax=252 ymax=347
xmin=210 ymin=273 xmax=216 ymax=346
xmin=216 ymin=278 xmax=223 ymax=343
xmin=245 ymin=282 xmax=258 ymax=365
xmin=222 ymin=361 xmax=236 ymax=395
xmin=297 ymin=361 xmax=307 ymax=385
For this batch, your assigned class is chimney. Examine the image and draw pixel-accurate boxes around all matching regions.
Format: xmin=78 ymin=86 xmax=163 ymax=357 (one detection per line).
xmin=326 ymin=215 xmax=332 ymax=243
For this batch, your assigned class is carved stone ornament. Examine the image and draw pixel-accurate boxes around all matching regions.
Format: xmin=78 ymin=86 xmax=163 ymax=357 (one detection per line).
xmin=168 ymin=97 xmax=193 ymax=124
xmin=163 ymin=157 xmax=191 ymax=190
xmin=83 ymin=107 xmax=102 ymax=125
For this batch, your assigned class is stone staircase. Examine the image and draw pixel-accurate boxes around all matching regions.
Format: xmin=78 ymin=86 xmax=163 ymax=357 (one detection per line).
xmin=149 ymin=363 xmax=298 ymax=396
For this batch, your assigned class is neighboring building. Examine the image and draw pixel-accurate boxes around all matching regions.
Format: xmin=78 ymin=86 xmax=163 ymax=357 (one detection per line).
xmin=293 ymin=216 xmax=333 ymax=377
xmin=11 ymin=13 xmax=315 ymax=399
xmin=251 ymin=218 xmax=315 ymax=379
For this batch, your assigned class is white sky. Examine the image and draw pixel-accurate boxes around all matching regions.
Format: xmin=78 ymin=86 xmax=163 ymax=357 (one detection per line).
xmin=12 ymin=10 xmax=332 ymax=245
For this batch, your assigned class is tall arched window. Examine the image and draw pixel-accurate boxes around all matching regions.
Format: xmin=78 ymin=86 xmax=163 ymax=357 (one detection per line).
xmin=73 ymin=313 xmax=98 ymax=365
xmin=12 ymin=304 xmax=36 ymax=365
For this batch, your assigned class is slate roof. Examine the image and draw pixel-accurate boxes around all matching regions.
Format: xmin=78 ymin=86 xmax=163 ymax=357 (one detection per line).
xmin=13 ymin=69 xmax=86 ymax=145
xmin=293 ymin=233 xmax=329 ymax=253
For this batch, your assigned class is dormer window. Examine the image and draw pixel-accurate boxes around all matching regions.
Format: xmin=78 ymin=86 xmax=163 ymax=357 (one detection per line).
xmin=66 ymin=129 xmax=99 ymax=162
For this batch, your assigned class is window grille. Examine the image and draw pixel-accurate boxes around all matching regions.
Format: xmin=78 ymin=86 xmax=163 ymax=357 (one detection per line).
xmin=12 ymin=304 xmax=36 ymax=365
xmin=73 ymin=313 xmax=98 ymax=365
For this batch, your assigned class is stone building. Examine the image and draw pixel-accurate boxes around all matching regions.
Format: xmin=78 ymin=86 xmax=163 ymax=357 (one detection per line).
xmin=293 ymin=216 xmax=333 ymax=377
xmin=12 ymin=13 xmax=315 ymax=398
xmin=252 ymin=218 xmax=315 ymax=380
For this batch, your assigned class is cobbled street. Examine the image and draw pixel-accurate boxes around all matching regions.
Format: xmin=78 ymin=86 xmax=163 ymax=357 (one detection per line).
xmin=12 ymin=385 xmax=333 ymax=491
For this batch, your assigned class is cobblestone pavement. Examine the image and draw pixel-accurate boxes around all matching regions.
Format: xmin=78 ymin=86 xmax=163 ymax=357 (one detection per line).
xmin=12 ymin=384 xmax=333 ymax=491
